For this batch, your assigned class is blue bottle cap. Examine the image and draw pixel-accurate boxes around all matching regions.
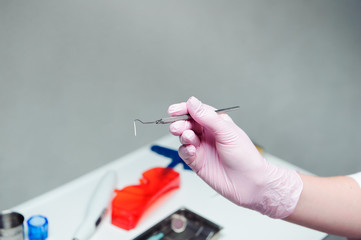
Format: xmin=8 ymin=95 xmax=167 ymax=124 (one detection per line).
xmin=27 ymin=215 xmax=48 ymax=240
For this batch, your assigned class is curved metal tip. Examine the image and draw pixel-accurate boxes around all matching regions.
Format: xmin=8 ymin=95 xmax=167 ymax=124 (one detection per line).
xmin=133 ymin=119 xmax=156 ymax=124
xmin=133 ymin=119 xmax=157 ymax=136
xmin=134 ymin=119 xmax=144 ymax=124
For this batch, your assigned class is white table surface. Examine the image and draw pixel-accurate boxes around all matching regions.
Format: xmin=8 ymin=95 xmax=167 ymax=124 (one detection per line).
xmin=13 ymin=135 xmax=327 ymax=240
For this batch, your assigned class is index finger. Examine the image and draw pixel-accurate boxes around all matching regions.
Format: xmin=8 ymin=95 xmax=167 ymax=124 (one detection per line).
xmin=168 ymin=102 xmax=188 ymax=116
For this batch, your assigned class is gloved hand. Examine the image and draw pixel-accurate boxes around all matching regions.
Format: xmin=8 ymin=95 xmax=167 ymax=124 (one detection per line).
xmin=168 ymin=96 xmax=303 ymax=219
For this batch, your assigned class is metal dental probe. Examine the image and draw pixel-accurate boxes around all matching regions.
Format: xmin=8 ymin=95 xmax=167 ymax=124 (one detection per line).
xmin=133 ymin=106 xmax=240 ymax=136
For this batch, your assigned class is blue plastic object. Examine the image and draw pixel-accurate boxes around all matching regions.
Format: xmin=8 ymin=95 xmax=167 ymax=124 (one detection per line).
xmin=146 ymin=232 xmax=164 ymax=240
xmin=27 ymin=215 xmax=48 ymax=240
xmin=150 ymin=145 xmax=192 ymax=170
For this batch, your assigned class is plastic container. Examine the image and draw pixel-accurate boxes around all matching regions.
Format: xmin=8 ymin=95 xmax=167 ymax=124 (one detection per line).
xmin=0 ymin=211 xmax=24 ymax=240
xmin=111 ymin=167 xmax=180 ymax=230
xmin=27 ymin=215 xmax=48 ymax=240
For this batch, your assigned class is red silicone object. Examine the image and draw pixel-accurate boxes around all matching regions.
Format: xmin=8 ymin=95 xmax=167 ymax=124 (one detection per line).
xmin=111 ymin=167 xmax=180 ymax=230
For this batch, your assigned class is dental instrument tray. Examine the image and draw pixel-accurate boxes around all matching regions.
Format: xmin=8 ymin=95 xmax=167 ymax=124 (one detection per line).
xmin=133 ymin=208 xmax=222 ymax=240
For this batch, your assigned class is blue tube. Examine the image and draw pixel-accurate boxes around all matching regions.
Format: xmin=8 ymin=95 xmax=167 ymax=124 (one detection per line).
xmin=27 ymin=215 xmax=48 ymax=240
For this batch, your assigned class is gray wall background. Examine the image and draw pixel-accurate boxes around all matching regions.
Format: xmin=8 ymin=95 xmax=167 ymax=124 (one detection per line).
xmin=1 ymin=1 xmax=361 ymax=210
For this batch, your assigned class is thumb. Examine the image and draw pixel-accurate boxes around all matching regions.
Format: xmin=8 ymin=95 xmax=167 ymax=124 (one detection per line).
xmin=186 ymin=96 xmax=228 ymax=134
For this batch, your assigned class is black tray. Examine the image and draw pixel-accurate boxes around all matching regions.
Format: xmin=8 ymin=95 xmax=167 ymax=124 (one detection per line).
xmin=133 ymin=207 xmax=222 ymax=240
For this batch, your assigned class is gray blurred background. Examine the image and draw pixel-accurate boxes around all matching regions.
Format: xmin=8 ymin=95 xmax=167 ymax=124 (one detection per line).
xmin=1 ymin=0 xmax=361 ymax=222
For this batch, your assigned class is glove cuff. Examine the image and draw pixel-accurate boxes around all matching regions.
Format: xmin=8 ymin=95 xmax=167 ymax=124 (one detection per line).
xmin=252 ymin=163 xmax=303 ymax=219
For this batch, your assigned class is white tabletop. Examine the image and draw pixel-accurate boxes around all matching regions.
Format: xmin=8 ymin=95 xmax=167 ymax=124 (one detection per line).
xmin=14 ymin=135 xmax=327 ymax=240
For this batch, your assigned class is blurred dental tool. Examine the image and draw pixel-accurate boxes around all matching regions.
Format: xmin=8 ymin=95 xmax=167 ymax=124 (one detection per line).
xmin=72 ymin=171 xmax=117 ymax=240
xmin=134 ymin=106 xmax=240 ymax=136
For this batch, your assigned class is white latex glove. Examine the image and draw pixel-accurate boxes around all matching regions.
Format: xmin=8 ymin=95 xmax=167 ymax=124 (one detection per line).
xmin=168 ymin=96 xmax=303 ymax=219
